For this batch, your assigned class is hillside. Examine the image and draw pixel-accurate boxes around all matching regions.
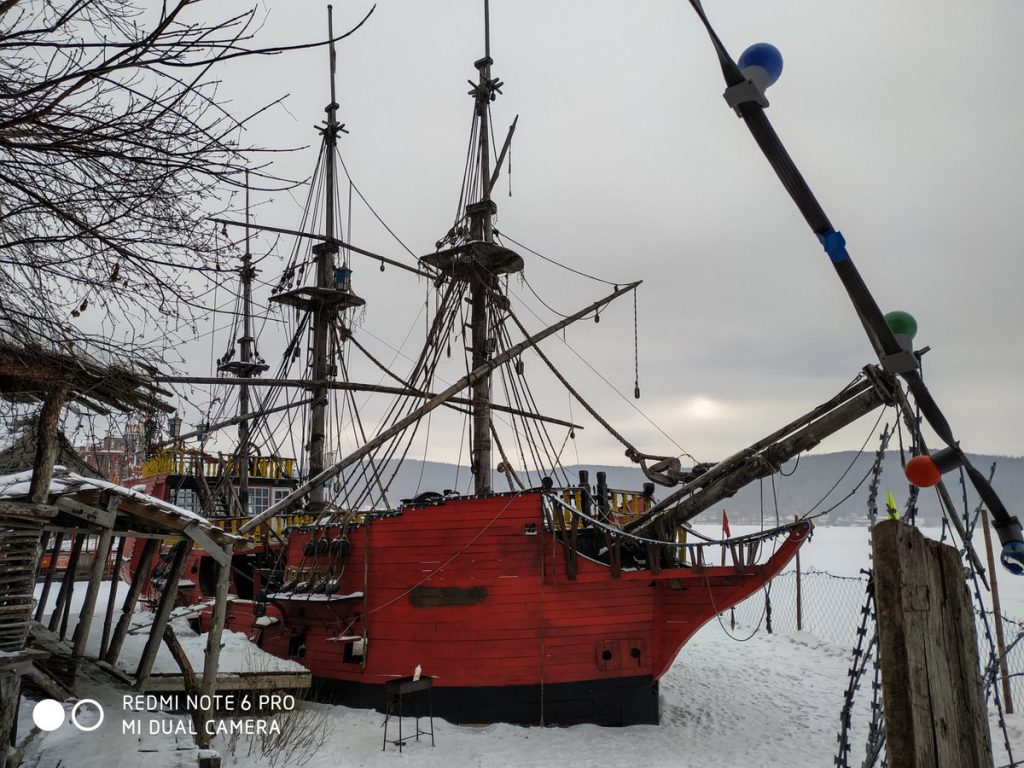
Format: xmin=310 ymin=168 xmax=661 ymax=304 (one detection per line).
xmin=367 ymin=452 xmax=1024 ymax=526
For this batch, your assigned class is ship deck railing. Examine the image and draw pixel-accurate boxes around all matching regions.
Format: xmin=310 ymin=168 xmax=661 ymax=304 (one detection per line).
xmin=543 ymin=491 xmax=806 ymax=577
xmin=209 ymin=512 xmax=317 ymax=543
xmin=141 ymin=448 xmax=296 ymax=482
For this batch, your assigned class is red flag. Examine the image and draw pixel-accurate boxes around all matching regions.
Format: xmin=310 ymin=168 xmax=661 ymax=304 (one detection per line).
xmin=722 ymin=510 xmax=731 ymax=538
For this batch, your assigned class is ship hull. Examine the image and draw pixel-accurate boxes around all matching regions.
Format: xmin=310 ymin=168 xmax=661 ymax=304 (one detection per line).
xmin=312 ymin=673 xmax=659 ymax=726
xmin=223 ymin=491 xmax=808 ymax=726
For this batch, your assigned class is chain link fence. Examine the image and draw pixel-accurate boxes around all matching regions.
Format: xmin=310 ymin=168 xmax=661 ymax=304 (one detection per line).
xmin=728 ymin=568 xmax=1024 ymax=708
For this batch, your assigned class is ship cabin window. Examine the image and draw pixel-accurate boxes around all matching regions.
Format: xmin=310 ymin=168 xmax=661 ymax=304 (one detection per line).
xmin=523 ymin=522 xmax=537 ymax=536
xmin=272 ymin=488 xmax=290 ymax=507
xmin=174 ymin=488 xmax=198 ymax=515
xmin=249 ymin=487 xmax=269 ymax=516
xmin=343 ymin=637 xmax=366 ymax=664
xmin=288 ymin=632 xmax=307 ymax=658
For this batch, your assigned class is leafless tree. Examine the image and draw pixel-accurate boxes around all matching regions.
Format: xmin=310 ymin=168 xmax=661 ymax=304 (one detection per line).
xmin=0 ymin=0 xmax=372 ymax=356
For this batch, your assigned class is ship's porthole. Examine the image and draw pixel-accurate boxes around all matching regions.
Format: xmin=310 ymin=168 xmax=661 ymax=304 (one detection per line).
xmin=601 ymin=649 xmax=613 ymax=661
xmin=631 ymin=647 xmax=641 ymax=659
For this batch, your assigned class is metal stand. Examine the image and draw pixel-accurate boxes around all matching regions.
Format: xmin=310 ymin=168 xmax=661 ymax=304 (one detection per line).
xmin=382 ymin=675 xmax=435 ymax=752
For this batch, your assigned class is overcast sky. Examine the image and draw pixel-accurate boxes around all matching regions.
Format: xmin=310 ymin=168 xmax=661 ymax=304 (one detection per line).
xmin=161 ymin=0 xmax=1023 ymax=469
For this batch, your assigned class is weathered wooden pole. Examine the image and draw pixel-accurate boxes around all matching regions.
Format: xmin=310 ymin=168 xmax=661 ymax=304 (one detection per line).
xmin=981 ymin=508 xmax=1014 ymax=714
xmin=57 ymin=533 xmax=86 ymax=639
xmin=197 ymin=542 xmax=234 ymax=749
xmin=49 ymin=533 xmax=83 ymax=634
xmin=99 ymin=535 xmax=126 ymax=659
xmin=135 ymin=540 xmax=192 ymax=687
xmin=28 ymin=385 xmax=69 ymax=505
xmin=163 ymin=624 xmax=203 ymax=736
xmin=70 ymin=523 xmax=114 ymax=688
xmin=795 ymin=515 xmax=803 ymax=632
xmin=872 ymin=520 xmax=993 ymax=768
xmin=34 ymin=532 xmax=64 ymax=622
xmin=105 ymin=538 xmax=159 ymax=666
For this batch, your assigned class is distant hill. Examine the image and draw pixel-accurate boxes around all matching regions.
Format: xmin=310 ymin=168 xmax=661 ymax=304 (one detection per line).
xmin=367 ymin=452 xmax=1023 ymax=527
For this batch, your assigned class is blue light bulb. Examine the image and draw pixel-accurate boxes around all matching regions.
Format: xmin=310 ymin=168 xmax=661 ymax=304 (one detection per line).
xmin=1001 ymin=540 xmax=1024 ymax=575
xmin=738 ymin=43 xmax=784 ymax=88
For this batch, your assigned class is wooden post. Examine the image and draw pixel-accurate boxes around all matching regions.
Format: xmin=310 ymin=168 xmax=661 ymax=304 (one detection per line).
xmin=58 ymin=534 xmax=86 ymax=640
xmin=105 ymin=538 xmax=158 ymax=666
xmin=872 ymin=520 xmax=993 ymax=768
xmin=795 ymin=515 xmax=803 ymax=632
xmin=981 ymin=508 xmax=1014 ymax=714
xmin=70 ymin=524 xmax=114 ymax=687
xmin=34 ymin=532 xmax=64 ymax=622
xmin=28 ymin=385 xmax=69 ymax=505
xmin=99 ymin=536 xmax=126 ymax=659
xmin=135 ymin=540 xmax=192 ymax=687
xmin=49 ymin=533 xmax=84 ymax=634
xmin=0 ymin=670 xmax=19 ymax=763
xmin=197 ymin=542 xmax=234 ymax=749
xmin=162 ymin=624 xmax=203 ymax=736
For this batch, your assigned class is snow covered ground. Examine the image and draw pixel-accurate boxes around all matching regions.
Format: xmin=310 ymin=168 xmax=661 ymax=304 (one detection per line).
xmin=16 ymin=524 xmax=1024 ymax=768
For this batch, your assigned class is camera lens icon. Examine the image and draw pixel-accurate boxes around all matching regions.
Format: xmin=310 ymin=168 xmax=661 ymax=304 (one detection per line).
xmin=31 ymin=699 xmax=104 ymax=733
xmin=31 ymin=699 xmax=64 ymax=732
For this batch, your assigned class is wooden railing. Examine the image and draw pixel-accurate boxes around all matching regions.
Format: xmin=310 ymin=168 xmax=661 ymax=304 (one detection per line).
xmin=558 ymin=486 xmax=652 ymax=526
xmin=212 ymin=512 xmax=316 ymax=544
xmin=141 ymin=449 xmax=295 ymax=481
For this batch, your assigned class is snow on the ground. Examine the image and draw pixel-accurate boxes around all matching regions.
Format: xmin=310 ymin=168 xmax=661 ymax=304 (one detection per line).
xmin=18 ymin=524 xmax=1024 ymax=768
xmin=33 ymin=580 xmax=306 ymax=677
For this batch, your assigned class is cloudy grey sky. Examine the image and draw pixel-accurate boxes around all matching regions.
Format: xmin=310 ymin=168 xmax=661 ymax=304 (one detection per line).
xmin=167 ymin=0 xmax=1023 ymax=469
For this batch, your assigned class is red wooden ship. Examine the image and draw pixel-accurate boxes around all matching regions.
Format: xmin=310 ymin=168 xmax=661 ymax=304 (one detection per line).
xmin=129 ymin=1 xmax=1023 ymax=728
xmin=187 ymin=5 xmax=877 ymax=726
xmin=221 ymin=491 xmax=809 ymax=725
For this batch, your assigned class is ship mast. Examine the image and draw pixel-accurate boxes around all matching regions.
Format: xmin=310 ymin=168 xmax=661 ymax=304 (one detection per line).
xmin=468 ymin=0 xmax=501 ymax=495
xmin=218 ymin=171 xmax=268 ymax=514
xmin=308 ymin=6 xmax=343 ymax=514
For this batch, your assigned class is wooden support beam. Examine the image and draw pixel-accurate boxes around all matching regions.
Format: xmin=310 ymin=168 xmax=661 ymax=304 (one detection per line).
xmin=872 ymin=520 xmax=993 ymax=768
xmin=198 ymin=541 xmax=234 ymax=749
xmin=49 ymin=534 xmax=84 ymax=634
xmin=981 ymin=508 xmax=1014 ymax=714
xmin=105 ymin=538 xmax=158 ymax=666
xmin=70 ymin=524 xmax=114 ymax=688
xmin=100 ymin=536 xmax=126 ymax=659
xmin=162 ymin=624 xmax=203 ymax=737
xmin=28 ymin=384 xmax=69 ymax=504
xmin=135 ymin=540 xmax=192 ymax=687
xmin=26 ymin=664 xmax=71 ymax=702
xmin=183 ymin=522 xmax=230 ymax=568
xmin=34 ymin=532 xmax=64 ymax=622
xmin=58 ymin=535 xmax=87 ymax=641
xmin=54 ymin=497 xmax=116 ymax=528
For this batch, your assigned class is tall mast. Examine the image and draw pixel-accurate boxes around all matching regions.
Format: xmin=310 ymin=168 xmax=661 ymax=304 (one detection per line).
xmin=218 ymin=170 xmax=268 ymax=514
xmin=267 ymin=5 xmax=363 ymax=513
xmin=308 ymin=5 xmax=343 ymax=514
xmin=238 ymin=178 xmax=254 ymax=513
xmin=469 ymin=0 xmax=497 ymax=495
xmin=419 ymin=0 xmax=522 ymax=496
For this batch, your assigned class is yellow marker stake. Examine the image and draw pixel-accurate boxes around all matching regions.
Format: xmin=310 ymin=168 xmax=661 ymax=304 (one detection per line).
xmin=886 ymin=488 xmax=900 ymax=520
